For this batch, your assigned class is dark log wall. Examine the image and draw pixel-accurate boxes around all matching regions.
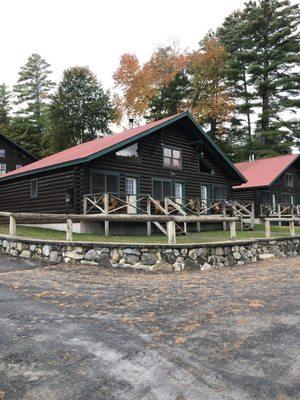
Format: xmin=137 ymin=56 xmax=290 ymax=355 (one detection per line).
xmin=0 ymin=136 xmax=36 ymax=173
xmin=0 ymin=167 xmax=76 ymax=213
xmin=0 ymin=120 xmax=242 ymax=214
xmin=233 ymin=161 xmax=300 ymax=217
xmin=84 ymin=121 xmax=240 ymax=207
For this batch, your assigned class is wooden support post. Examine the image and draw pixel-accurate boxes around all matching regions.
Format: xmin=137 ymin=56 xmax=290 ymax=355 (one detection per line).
xmin=223 ymin=208 xmax=227 ymax=231
xmin=83 ymin=196 xmax=87 ymax=214
xmin=251 ymin=202 xmax=255 ymax=229
xmin=9 ymin=215 xmax=16 ymax=237
xmin=66 ymin=218 xmax=73 ymax=241
xmin=289 ymin=220 xmax=295 ymax=236
xmin=167 ymin=220 xmax=176 ymax=244
xmin=265 ymin=220 xmax=271 ymax=238
xmin=230 ymin=220 xmax=236 ymax=241
xmin=278 ymin=204 xmax=282 ymax=226
xmin=104 ymin=193 xmax=109 ymax=236
xmin=196 ymin=199 xmax=201 ymax=233
xmin=147 ymin=197 xmax=152 ymax=236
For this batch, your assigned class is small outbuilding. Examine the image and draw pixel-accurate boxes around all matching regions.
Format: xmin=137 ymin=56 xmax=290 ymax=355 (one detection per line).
xmin=233 ymin=154 xmax=300 ymax=218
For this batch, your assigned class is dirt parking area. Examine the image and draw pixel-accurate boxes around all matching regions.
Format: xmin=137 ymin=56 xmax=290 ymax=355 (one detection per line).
xmin=0 ymin=254 xmax=299 ymax=400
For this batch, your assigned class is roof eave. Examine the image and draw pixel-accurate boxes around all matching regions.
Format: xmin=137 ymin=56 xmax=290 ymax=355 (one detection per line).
xmin=0 ymin=111 xmax=247 ymax=184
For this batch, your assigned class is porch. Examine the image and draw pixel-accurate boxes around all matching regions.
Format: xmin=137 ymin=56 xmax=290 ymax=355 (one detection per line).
xmin=82 ymin=192 xmax=255 ymax=236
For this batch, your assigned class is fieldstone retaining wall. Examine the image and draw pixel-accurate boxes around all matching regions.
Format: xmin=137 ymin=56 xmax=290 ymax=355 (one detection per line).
xmin=0 ymin=235 xmax=300 ymax=272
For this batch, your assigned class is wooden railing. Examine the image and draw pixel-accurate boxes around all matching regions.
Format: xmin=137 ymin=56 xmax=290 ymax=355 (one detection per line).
xmin=0 ymin=211 xmax=239 ymax=245
xmin=264 ymin=217 xmax=300 ymax=238
xmin=260 ymin=203 xmax=300 ymax=218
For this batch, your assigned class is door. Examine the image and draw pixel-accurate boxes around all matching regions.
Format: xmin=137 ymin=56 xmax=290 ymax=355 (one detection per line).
xmin=272 ymin=193 xmax=277 ymax=210
xmin=174 ymin=182 xmax=184 ymax=206
xmin=126 ymin=177 xmax=138 ymax=214
xmin=200 ymin=185 xmax=208 ymax=209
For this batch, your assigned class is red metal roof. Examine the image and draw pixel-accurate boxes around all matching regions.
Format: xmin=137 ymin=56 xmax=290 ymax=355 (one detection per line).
xmin=0 ymin=114 xmax=178 ymax=180
xmin=233 ymin=154 xmax=299 ymax=189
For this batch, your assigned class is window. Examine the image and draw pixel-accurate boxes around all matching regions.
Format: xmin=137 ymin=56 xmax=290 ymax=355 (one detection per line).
xmin=199 ymin=155 xmax=213 ymax=174
xmin=152 ymin=179 xmax=172 ymax=201
xmin=31 ymin=179 xmax=38 ymax=198
xmin=91 ymin=172 xmax=118 ymax=194
xmin=163 ymin=147 xmax=182 ymax=169
xmin=282 ymin=193 xmax=294 ymax=205
xmin=285 ymin=173 xmax=293 ymax=188
xmin=0 ymin=164 xmax=6 ymax=175
xmin=116 ymin=143 xmax=139 ymax=161
xmin=0 ymin=149 xmax=5 ymax=158
xmin=214 ymin=186 xmax=227 ymax=201
xmin=200 ymin=185 xmax=209 ymax=207
xmin=16 ymin=164 xmax=22 ymax=170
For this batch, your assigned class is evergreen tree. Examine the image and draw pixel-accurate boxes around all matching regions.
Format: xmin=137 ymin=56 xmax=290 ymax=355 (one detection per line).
xmin=0 ymin=83 xmax=12 ymax=127
xmin=217 ymin=10 xmax=255 ymax=154
xmin=48 ymin=66 xmax=115 ymax=153
xmin=218 ymin=0 xmax=299 ymax=158
xmin=146 ymin=71 xmax=189 ymax=120
xmin=246 ymin=0 xmax=299 ymax=156
xmin=13 ymin=53 xmax=54 ymax=155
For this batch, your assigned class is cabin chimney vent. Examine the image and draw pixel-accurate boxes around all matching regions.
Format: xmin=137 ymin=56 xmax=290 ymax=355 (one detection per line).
xmin=249 ymin=154 xmax=255 ymax=162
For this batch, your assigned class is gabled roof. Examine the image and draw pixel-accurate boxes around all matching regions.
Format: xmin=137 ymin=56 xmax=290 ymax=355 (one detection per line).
xmin=0 ymin=111 xmax=246 ymax=183
xmin=0 ymin=133 xmax=39 ymax=161
xmin=233 ymin=154 xmax=300 ymax=189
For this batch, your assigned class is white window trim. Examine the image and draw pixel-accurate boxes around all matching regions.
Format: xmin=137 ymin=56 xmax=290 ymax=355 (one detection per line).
xmin=0 ymin=163 xmax=6 ymax=175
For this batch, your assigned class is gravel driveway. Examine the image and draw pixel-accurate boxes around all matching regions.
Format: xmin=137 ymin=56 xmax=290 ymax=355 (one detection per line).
xmin=0 ymin=254 xmax=299 ymax=400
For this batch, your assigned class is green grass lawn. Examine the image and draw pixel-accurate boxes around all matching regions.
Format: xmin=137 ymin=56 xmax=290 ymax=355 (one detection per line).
xmin=0 ymin=223 xmax=298 ymax=244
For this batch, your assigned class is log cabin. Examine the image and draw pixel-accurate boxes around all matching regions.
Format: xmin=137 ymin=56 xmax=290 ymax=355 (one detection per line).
xmin=0 ymin=133 xmax=38 ymax=175
xmin=0 ymin=112 xmax=246 ymax=234
xmin=233 ymin=154 xmax=300 ymax=219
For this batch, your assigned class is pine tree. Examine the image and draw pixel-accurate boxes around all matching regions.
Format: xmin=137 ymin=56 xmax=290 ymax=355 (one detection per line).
xmin=0 ymin=83 xmax=12 ymax=125
xmin=13 ymin=53 xmax=55 ymax=155
xmin=217 ymin=10 xmax=255 ymax=153
xmin=146 ymin=71 xmax=189 ymax=120
xmin=246 ymin=0 xmax=300 ymax=155
xmin=48 ymin=66 xmax=115 ymax=153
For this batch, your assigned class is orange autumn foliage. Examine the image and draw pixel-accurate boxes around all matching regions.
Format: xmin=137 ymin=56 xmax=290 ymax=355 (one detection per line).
xmin=113 ymin=46 xmax=189 ymax=119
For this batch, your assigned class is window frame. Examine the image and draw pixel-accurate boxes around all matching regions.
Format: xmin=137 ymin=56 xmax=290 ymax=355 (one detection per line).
xmin=285 ymin=173 xmax=293 ymax=188
xmin=90 ymin=169 xmax=119 ymax=195
xmin=0 ymin=149 xmax=6 ymax=158
xmin=198 ymin=154 xmax=213 ymax=175
xmin=31 ymin=178 xmax=38 ymax=198
xmin=213 ymin=185 xmax=227 ymax=202
xmin=162 ymin=146 xmax=182 ymax=170
xmin=0 ymin=163 xmax=6 ymax=175
xmin=152 ymin=177 xmax=173 ymax=201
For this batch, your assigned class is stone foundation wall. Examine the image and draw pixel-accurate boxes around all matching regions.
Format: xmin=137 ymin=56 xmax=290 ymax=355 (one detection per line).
xmin=0 ymin=235 xmax=299 ymax=272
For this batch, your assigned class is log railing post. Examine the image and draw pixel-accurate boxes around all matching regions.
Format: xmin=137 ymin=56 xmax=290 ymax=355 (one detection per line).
xmin=251 ymin=202 xmax=255 ymax=229
xmin=223 ymin=207 xmax=227 ymax=231
xmin=196 ymin=199 xmax=201 ymax=233
xmin=289 ymin=219 xmax=295 ymax=236
xmin=167 ymin=220 xmax=176 ymax=244
xmin=277 ymin=204 xmax=282 ymax=226
xmin=66 ymin=218 xmax=73 ymax=241
xmin=265 ymin=220 xmax=271 ymax=238
xmin=230 ymin=220 xmax=236 ymax=241
xmin=104 ymin=193 xmax=110 ymax=236
xmin=83 ymin=196 xmax=87 ymax=214
xmin=147 ymin=197 xmax=152 ymax=236
xmin=9 ymin=215 xmax=16 ymax=237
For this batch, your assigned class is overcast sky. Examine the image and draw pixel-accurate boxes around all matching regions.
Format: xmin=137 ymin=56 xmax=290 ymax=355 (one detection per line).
xmin=1 ymin=0 xmax=255 ymax=91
